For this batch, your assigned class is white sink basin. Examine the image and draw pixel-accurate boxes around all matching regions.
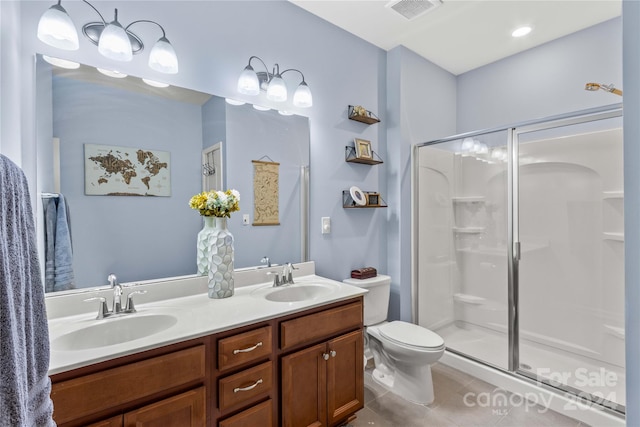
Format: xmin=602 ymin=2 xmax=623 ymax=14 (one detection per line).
xmin=52 ymin=314 xmax=178 ymax=351
xmin=254 ymin=282 xmax=340 ymax=302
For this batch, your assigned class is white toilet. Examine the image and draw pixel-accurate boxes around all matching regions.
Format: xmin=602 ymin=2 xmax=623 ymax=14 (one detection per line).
xmin=343 ymin=274 xmax=445 ymax=405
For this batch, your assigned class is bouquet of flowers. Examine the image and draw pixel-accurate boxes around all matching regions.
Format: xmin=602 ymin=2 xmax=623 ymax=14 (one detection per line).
xmin=189 ymin=189 xmax=240 ymax=218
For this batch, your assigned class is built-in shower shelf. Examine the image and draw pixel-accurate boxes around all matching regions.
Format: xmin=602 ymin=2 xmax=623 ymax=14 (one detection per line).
xmin=456 ymin=241 xmax=548 ymax=256
xmin=602 ymin=190 xmax=624 ymax=199
xmin=604 ymin=325 xmax=625 ymax=339
xmin=453 ymin=293 xmax=486 ymax=305
xmin=452 ymin=196 xmax=485 ymax=203
xmin=452 ymin=227 xmax=484 ymax=234
xmin=603 ymin=232 xmax=624 ymax=242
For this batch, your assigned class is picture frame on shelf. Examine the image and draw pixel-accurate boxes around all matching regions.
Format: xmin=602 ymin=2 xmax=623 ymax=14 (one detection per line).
xmin=366 ymin=192 xmax=380 ymax=206
xmin=354 ymin=138 xmax=373 ymax=160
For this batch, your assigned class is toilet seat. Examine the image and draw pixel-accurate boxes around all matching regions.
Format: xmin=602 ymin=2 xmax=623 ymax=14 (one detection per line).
xmin=378 ymin=321 xmax=444 ymax=349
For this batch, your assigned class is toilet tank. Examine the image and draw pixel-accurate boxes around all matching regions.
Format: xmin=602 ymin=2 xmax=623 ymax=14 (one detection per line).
xmin=343 ymin=275 xmax=391 ymax=326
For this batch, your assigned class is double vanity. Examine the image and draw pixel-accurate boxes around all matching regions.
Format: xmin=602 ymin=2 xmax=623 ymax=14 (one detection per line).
xmin=46 ymin=262 xmax=366 ymax=427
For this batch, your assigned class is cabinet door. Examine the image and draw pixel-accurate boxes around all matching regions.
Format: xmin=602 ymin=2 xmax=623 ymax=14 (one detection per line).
xmin=281 ymin=342 xmax=327 ymax=427
xmin=326 ymin=330 xmax=364 ymax=426
xmin=123 ymin=387 xmax=205 ymax=427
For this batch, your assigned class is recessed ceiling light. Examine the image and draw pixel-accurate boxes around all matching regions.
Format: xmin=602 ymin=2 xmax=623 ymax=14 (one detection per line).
xmin=225 ymin=98 xmax=245 ymax=106
xmin=42 ymin=55 xmax=80 ymax=69
xmin=96 ymin=68 xmax=127 ymax=78
xmin=142 ymin=78 xmax=169 ymax=88
xmin=512 ymin=26 xmax=532 ymax=38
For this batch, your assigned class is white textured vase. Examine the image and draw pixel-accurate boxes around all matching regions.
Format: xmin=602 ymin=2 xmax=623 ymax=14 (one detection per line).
xmin=196 ymin=216 xmax=216 ymax=276
xmin=207 ymin=217 xmax=235 ymax=299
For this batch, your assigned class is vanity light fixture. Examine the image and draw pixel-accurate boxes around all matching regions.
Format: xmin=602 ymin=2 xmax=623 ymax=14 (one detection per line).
xmin=237 ymin=56 xmax=313 ymax=108
xmin=37 ymin=0 xmax=179 ymax=74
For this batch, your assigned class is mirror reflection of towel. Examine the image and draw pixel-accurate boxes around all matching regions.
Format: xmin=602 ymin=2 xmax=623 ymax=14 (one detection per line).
xmin=43 ymin=194 xmax=75 ymax=292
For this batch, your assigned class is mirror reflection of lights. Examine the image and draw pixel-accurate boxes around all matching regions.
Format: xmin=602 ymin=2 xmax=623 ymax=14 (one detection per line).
xmin=96 ymin=68 xmax=127 ymax=78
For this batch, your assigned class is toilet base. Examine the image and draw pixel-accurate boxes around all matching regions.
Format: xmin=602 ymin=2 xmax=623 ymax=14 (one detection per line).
xmin=371 ymin=364 xmax=435 ymax=405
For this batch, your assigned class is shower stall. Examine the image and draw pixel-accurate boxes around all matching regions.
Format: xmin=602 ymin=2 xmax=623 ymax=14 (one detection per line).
xmin=413 ymin=105 xmax=625 ymax=414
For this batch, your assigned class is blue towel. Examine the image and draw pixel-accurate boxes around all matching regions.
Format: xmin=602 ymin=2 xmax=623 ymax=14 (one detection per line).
xmin=43 ymin=195 xmax=74 ymax=292
xmin=0 ymin=155 xmax=55 ymax=426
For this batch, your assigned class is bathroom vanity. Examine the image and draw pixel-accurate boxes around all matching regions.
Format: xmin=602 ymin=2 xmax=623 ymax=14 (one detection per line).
xmin=46 ymin=263 xmax=365 ymax=427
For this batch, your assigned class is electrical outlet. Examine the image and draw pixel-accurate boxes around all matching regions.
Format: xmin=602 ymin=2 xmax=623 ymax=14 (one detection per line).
xmin=243 ymin=214 xmax=250 ymax=225
xmin=321 ymin=217 xmax=331 ymax=234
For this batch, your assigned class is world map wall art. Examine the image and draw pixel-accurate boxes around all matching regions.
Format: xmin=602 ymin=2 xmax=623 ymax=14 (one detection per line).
xmin=84 ymin=143 xmax=171 ymax=196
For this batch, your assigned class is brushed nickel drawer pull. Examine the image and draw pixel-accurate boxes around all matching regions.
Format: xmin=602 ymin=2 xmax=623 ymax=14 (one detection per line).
xmin=233 ymin=378 xmax=263 ymax=393
xmin=233 ymin=341 xmax=263 ymax=355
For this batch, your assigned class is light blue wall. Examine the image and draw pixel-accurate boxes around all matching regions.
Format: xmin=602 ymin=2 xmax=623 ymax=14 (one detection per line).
xmin=225 ymin=105 xmax=309 ymax=268
xmin=52 ymin=76 xmax=203 ymax=286
xmin=386 ymin=46 xmax=457 ymax=321
xmin=457 ymin=17 xmax=622 ymax=132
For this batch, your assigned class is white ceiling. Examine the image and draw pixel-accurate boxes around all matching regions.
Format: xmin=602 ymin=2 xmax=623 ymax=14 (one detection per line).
xmin=288 ymin=0 xmax=622 ymax=75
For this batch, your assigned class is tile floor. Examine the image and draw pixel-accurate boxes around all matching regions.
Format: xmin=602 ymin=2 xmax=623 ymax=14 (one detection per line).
xmin=349 ymin=362 xmax=590 ymax=427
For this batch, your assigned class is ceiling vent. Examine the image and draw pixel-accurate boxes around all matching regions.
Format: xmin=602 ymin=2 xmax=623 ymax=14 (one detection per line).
xmin=386 ymin=0 xmax=443 ymax=21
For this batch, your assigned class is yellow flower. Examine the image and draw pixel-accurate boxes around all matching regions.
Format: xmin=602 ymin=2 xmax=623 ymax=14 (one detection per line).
xmin=189 ymin=189 xmax=240 ymax=217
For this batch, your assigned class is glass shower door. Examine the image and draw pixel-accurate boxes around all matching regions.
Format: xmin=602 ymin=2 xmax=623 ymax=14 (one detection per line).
xmin=416 ymin=130 xmax=510 ymax=370
xmin=514 ymin=113 xmax=625 ymax=411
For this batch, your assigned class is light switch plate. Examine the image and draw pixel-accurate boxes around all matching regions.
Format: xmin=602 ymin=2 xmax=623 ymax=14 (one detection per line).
xmin=243 ymin=214 xmax=250 ymax=225
xmin=321 ymin=217 xmax=331 ymax=234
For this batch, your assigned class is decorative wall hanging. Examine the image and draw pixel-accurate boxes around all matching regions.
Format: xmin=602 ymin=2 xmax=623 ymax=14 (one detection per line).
xmin=84 ymin=143 xmax=170 ymax=196
xmin=252 ymin=159 xmax=280 ymax=226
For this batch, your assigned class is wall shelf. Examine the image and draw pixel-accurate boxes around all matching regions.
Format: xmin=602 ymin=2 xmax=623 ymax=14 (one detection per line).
xmin=345 ymin=146 xmax=383 ymax=165
xmin=602 ymin=191 xmax=624 ymax=199
xmin=347 ymin=105 xmax=380 ymax=125
xmin=342 ymin=190 xmax=387 ymax=208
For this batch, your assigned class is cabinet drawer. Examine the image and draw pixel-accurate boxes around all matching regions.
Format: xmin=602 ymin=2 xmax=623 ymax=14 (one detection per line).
xmin=280 ymin=301 xmax=362 ymax=351
xmin=51 ymin=345 xmax=205 ymax=425
xmin=218 ymin=326 xmax=272 ymax=372
xmin=219 ymin=361 xmax=272 ymax=412
xmin=218 ymin=399 xmax=273 ymax=427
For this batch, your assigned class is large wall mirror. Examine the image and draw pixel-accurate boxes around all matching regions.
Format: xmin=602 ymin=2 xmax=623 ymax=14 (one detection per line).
xmin=35 ymin=54 xmax=309 ymax=293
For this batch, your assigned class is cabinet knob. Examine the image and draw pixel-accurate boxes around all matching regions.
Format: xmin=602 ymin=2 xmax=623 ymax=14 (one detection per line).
xmin=322 ymin=353 xmax=330 ymax=361
xmin=330 ymin=350 xmax=337 ymax=358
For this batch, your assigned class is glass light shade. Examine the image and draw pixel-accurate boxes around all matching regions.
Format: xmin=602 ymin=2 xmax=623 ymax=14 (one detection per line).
xmin=253 ymin=104 xmax=271 ymax=111
xmin=461 ymin=137 xmax=475 ymax=152
xmin=149 ymin=37 xmax=179 ymax=74
xmin=293 ymin=82 xmax=313 ymax=108
xmin=98 ymin=20 xmax=133 ymax=62
xmin=237 ymin=65 xmax=260 ymax=96
xmin=42 ymin=55 xmax=79 ymax=69
xmin=142 ymin=78 xmax=169 ymax=88
xmin=267 ymin=75 xmax=287 ymax=102
xmin=96 ymin=68 xmax=127 ymax=78
xmin=37 ymin=3 xmax=79 ymax=50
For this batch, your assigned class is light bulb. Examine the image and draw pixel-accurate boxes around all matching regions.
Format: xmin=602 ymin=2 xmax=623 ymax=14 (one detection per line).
xmin=461 ymin=138 xmax=475 ymax=152
xmin=37 ymin=1 xmax=79 ymax=50
xmin=266 ymin=74 xmax=287 ymax=102
xmin=237 ymin=65 xmax=260 ymax=96
xmin=293 ymin=81 xmax=313 ymax=108
xmin=149 ymin=37 xmax=178 ymax=74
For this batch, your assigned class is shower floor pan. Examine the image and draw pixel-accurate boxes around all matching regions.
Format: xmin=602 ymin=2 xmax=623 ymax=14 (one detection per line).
xmin=436 ymin=322 xmax=626 ymax=407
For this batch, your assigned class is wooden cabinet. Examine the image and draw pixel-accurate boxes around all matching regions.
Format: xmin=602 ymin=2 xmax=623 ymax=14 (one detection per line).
xmin=50 ymin=297 xmax=363 ymax=427
xmin=280 ymin=302 xmax=364 ymax=427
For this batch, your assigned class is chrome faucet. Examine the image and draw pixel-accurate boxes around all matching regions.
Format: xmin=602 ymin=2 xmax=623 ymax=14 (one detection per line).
xmin=281 ymin=262 xmax=297 ymax=285
xmin=84 ymin=274 xmax=148 ymax=319
xmin=261 ymin=256 xmax=271 ymax=267
xmin=108 ymin=273 xmax=123 ymax=314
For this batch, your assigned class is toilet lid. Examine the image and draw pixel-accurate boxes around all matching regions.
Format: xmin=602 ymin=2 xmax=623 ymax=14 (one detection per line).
xmin=378 ymin=321 xmax=444 ymax=349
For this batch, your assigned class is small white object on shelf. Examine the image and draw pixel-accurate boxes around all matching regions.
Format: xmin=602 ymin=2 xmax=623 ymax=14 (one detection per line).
xmin=349 ymin=186 xmax=366 ymax=206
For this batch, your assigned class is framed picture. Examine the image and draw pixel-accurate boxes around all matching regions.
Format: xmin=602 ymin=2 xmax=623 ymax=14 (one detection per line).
xmin=366 ymin=192 xmax=380 ymax=206
xmin=354 ymin=138 xmax=373 ymax=160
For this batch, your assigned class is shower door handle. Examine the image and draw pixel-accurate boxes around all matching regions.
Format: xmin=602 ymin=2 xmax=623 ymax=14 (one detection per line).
xmin=514 ymin=241 xmax=521 ymax=261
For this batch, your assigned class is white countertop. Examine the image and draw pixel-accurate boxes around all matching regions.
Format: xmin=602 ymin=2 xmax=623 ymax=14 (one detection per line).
xmin=47 ymin=265 xmax=366 ymax=375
